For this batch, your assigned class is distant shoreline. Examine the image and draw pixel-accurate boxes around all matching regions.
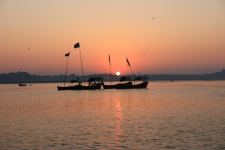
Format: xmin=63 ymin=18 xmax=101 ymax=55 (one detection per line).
xmin=0 ymin=69 xmax=224 ymax=84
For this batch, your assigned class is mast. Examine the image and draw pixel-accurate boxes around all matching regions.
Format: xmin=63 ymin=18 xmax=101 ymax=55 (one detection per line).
xmin=126 ymin=57 xmax=134 ymax=83
xmin=109 ymin=54 xmax=111 ymax=85
xmin=79 ymin=47 xmax=85 ymax=81
xmin=126 ymin=57 xmax=133 ymax=75
xmin=28 ymin=48 xmax=31 ymax=86
xmin=64 ymin=52 xmax=70 ymax=87
xmin=74 ymin=42 xmax=84 ymax=83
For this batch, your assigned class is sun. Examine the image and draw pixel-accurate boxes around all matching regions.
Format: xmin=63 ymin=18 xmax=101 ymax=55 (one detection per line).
xmin=115 ymin=71 xmax=120 ymax=76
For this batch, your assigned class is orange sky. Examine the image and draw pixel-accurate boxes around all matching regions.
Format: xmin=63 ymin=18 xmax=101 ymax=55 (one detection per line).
xmin=0 ymin=0 xmax=225 ymax=75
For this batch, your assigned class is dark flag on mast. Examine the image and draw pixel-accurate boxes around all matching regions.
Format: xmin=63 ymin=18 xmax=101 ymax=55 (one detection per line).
xmin=65 ymin=52 xmax=70 ymax=57
xmin=109 ymin=54 xmax=111 ymax=66
xmin=126 ymin=57 xmax=131 ymax=66
xmin=74 ymin=42 xmax=80 ymax=48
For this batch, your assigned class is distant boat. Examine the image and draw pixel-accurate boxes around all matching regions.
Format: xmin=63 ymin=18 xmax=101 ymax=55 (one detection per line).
xmin=18 ymin=83 xmax=26 ymax=86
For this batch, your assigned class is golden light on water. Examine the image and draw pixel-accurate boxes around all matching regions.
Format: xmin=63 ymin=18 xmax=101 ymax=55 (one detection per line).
xmin=114 ymin=98 xmax=122 ymax=146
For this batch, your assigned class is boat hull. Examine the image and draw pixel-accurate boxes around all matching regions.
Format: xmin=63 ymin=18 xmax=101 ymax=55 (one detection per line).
xmin=57 ymin=83 xmax=102 ymax=91
xmin=130 ymin=81 xmax=148 ymax=89
xmin=103 ymin=81 xmax=148 ymax=89
xmin=19 ymin=83 xmax=26 ymax=86
xmin=103 ymin=82 xmax=132 ymax=89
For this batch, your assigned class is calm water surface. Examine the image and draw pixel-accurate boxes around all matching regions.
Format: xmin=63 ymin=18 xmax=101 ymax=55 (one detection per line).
xmin=0 ymin=81 xmax=225 ymax=149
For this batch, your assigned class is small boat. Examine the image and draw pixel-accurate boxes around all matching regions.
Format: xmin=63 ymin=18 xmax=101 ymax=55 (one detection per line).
xmin=57 ymin=77 xmax=103 ymax=91
xmin=103 ymin=55 xmax=149 ymax=89
xmin=103 ymin=81 xmax=148 ymax=89
xmin=19 ymin=83 xmax=26 ymax=86
xmin=130 ymin=77 xmax=148 ymax=89
xmin=57 ymin=42 xmax=103 ymax=91
xmin=103 ymin=76 xmax=148 ymax=89
xmin=103 ymin=81 xmax=132 ymax=89
xmin=128 ymin=81 xmax=148 ymax=89
xmin=116 ymin=76 xmax=148 ymax=89
xmin=57 ymin=83 xmax=102 ymax=91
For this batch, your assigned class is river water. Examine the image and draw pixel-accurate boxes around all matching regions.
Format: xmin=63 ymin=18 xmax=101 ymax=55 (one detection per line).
xmin=0 ymin=81 xmax=225 ymax=149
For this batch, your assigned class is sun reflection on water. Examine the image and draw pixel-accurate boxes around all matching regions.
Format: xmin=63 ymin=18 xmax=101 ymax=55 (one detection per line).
xmin=114 ymin=98 xmax=122 ymax=148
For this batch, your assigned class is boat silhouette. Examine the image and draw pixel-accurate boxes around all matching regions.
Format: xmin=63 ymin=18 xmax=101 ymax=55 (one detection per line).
xmin=18 ymin=83 xmax=26 ymax=86
xmin=103 ymin=55 xmax=148 ymax=89
xmin=103 ymin=76 xmax=148 ymax=89
xmin=57 ymin=82 xmax=102 ymax=90
xmin=57 ymin=42 xmax=102 ymax=91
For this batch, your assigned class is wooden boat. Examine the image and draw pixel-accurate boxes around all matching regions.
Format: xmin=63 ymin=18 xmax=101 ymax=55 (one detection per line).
xmin=58 ymin=77 xmax=103 ymax=91
xmin=57 ymin=82 xmax=102 ymax=91
xmin=103 ymin=55 xmax=149 ymax=89
xmin=115 ymin=81 xmax=148 ymax=89
xmin=19 ymin=83 xmax=26 ymax=86
xmin=57 ymin=42 xmax=103 ymax=91
xmin=103 ymin=81 xmax=148 ymax=89
xmin=128 ymin=77 xmax=149 ymax=89
xmin=103 ymin=82 xmax=132 ymax=89
xmin=103 ymin=76 xmax=148 ymax=89
xmin=129 ymin=81 xmax=148 ymax=89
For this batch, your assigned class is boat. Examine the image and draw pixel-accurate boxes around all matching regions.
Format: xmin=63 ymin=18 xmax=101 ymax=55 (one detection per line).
xmin=103 ymin=76 xmax=148 ymax=89
xmin=18 ymin=83 xmax=26 ymax=86
xmin=130 ymin=76 xmax=148 ymax=89
xmin=58 ymin=77 xmax=103 ymax=91
xmin=103 ymin=55 xmax=149 ymax=89
xmin=57 ymin=83 xmax=102 ymax=91
xmin=57 ymin=42 xmax=102 ymax=91
xmin=103 ymin=81 xmax=132 ymax=89
xmin=116 ymin=81 xmax=148 ymax=89
xmin=103 ymin=54 xmax=134 ymax=89
xmin=116 ymin=76 xmax=148 ymax=89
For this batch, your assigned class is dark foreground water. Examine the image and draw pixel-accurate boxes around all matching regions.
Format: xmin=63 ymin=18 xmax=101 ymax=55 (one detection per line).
xmin=0 ymin=81 xmax=225 ymax=150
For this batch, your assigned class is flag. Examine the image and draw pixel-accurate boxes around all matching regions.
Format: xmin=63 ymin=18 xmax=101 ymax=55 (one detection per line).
xmin=74 ymin=42 xmax=80 ymax=48
xmin=65 ymin=52 xmax=70 ymax=57
xmin=109 ymin=54 xmax=111 ymax=66
xmin=126 ymin=57 xmax=131 ymax=66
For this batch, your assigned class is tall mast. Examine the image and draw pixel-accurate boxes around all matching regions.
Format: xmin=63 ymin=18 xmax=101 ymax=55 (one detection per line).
xmin=64 ymin=52 xmax=70 ymax=87
xmin=74 ymin=42 xmax=84 ymax=82
xmin=126 ymin=57 xmax=133 ymax=75
xmin=28 ymin=48 xmax=31 ymax=86
xmin=109 ymin=54 xmax=111 ymax=85
xmin=79 ymin=47 xmax=85 ymax=82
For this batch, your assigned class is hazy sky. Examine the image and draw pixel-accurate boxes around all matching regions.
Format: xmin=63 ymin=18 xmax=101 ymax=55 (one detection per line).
xmin=0 ymin=0 xmax=225 ymax=75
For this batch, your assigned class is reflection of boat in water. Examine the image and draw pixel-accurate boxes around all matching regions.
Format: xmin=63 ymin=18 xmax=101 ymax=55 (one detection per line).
xmin=19 ymin=83 xmax=26 ymax=86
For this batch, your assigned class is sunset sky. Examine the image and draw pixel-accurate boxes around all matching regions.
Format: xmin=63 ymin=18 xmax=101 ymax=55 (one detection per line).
xmin=0 ymin=0 xmax=225 ymax=75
